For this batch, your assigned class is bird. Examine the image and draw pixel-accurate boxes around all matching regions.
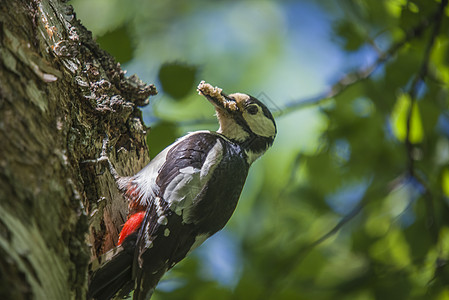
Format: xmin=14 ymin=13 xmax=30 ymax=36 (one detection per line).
xmin=87 ymin=81 xmax=277 ymax=300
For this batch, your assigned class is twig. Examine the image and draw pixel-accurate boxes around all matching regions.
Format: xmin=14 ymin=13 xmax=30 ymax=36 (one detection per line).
xmin=275 ymin=5 xmax=441 ymax=117
xmin=261 ymin=2 xmax=448 ymax=298
xmin=405 ymin=0 xmax=448 ymax=176
xmin=403 ymin=1 xmax=447 ymax=288
xmin=162 ymin=0 xmax=443 ymax=127
xmin=261 ymin=199 xmax=368 ymax=300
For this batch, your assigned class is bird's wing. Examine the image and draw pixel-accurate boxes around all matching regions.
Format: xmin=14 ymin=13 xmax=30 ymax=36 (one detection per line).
xmin=131 ymin=132 xmax=225 ymax=300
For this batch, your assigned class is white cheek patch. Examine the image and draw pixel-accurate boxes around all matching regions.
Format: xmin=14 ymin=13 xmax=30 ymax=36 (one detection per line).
xmin=216 ymin=110 xmax=249 ymax=142
xmin=243 ymin=108 xmax=276 ymax=138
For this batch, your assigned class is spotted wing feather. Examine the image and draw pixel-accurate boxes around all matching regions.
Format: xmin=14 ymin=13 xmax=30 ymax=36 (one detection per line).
xmin=132 ymin=133 xmax=225 ymax=299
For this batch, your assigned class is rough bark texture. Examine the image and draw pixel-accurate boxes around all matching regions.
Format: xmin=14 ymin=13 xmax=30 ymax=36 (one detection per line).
xmin=0 ymin=0 xmax=156 ymax=299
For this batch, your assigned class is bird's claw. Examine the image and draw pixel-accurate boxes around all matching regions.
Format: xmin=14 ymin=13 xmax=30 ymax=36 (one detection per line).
xmin=81 ymin=135 xmax=120 ymax=181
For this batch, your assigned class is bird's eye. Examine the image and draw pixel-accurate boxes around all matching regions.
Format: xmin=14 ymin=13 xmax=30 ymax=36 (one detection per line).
xmin=246 ymin=105 xmax=259 ymax=115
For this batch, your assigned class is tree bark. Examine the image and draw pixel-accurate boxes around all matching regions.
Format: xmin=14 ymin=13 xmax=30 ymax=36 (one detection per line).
xmin=0 ymin=0 xmax=156 ymax=299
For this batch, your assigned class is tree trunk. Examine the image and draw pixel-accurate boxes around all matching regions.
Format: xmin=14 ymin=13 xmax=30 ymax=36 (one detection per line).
xmin=0 ymin=0 xmax=156 ymax=299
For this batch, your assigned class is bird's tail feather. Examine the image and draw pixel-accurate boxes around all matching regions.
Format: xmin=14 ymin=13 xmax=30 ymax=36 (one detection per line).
xmin=87 ymin=245 xmax=134 ymax=300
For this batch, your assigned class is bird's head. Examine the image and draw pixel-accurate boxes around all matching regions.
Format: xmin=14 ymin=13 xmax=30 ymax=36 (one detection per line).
xmin=197 ymin=81 xmax=276 ymax=164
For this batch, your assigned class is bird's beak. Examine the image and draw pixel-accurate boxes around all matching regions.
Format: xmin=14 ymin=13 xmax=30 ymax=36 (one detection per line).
xmin=197 ymin=81 xmax=239 ymax=114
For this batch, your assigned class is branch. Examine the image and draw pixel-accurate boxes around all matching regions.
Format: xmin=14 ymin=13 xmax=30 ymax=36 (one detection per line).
xmin=260 ymin=198 xmax=368 ymax=300
xmin=405 ymin=0 xmax=448 ymax=175
xmin=163 ymin=1 xmax=444 ymax=128
xmin=260 ymin=3 xmax=448 ymax=298
xmin=401 ymin=1 xmax=447 ymax=287
xmin=275 ymin=4 xmax=442 ymax=117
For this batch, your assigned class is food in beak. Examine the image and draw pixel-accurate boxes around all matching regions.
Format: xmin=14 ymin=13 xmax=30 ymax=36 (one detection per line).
xmin=197 ymin=81 xmax=238 ymax=112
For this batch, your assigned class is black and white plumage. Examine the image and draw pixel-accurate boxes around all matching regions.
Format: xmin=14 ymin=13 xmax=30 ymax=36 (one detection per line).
xmin=88 ymin=81 xmax=276 ymax=300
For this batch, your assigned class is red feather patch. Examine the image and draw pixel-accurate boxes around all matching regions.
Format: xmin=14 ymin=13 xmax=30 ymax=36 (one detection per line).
xmin=117 ymin=211 xmax=145 ymax=245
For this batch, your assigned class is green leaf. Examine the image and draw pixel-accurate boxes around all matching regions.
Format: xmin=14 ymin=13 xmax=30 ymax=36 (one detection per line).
xmin=442 ymin=168 xmax=449 ymax=197
xmin=390 ymin=93 xmax=424 ymax=143
xmin=96 ymin=26 xmax=133 ymax=63
xmin=334 ymin=21 xmax=366 ymax=51
xmin=385 ymin=0 xmax=407 ymax=18
xmin=158 ymin=62 xmax=198 ymax=100
xmin=147 ymin=121 xmax=178 ymax=158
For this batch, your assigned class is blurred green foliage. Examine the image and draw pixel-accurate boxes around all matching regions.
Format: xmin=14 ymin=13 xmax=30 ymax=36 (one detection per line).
xmin=96 ymin=26 xmax=134 ymax=63
xmin=72 ymin=0 xmax=449 ymax=299
xmin=158 ymin=62 xmax=198 ymax=99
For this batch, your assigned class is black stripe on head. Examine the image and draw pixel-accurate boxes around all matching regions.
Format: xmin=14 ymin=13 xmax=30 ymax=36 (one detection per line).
xmin=235 ymin=95 xmax=276 ymax=137
xmin=227 ymin=95 xmax=276 ymax=155
xmin=247 ymin=96 xmax=276 ymax=126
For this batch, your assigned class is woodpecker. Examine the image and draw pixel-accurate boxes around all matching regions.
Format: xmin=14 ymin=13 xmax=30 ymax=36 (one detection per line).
xmin=87 ymin=81 xmax=277 ymax=300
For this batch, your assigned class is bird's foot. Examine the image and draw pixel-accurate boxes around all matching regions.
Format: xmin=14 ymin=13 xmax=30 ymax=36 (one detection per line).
xmin=81 ymin=135 xmax=121 ymax=181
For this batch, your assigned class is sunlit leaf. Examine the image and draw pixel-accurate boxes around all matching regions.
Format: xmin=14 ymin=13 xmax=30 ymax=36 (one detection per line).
xmin=365 ymin=208 xmax=390 ymax=237
xmin=439 ymin=226 xmax=449 ymax=258
xmin=437 ymin=288 xmax=449 ymax=300
xmin=385 ymin=0 xmax=406 ymax=17
xmin=390 ymin=93 xmax=424 ymax=143
xmin=442 ymin=168 xmax=449 ymax=197
xmin=370 ymin=229 xmax=411 ymax=269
